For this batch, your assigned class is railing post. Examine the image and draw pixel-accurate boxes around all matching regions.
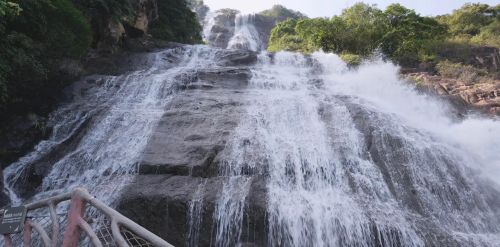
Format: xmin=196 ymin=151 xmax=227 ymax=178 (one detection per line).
xmin=62 ymin=189 xmax=87 ymax=247
xmin=23 ymin=219 xmax=33 ymax=247
xmin=3 ymin=234 xmax=13 ymax=247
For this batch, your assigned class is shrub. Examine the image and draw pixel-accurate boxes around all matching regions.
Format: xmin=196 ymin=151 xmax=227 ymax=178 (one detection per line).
xmin=0 ymin=0 xmax=92 ymax=116
xmin=267 ymin=3 xmax=447 ymax=66
xmin=149 ymin=0 xmax=202 ymax=43
xmin=259 ymin=5 xmax=306 ymax=19
xmin=340 ymin=53 xmax=362 ymax=66
xmin=436 ymin=60 xmax=487 ymax=84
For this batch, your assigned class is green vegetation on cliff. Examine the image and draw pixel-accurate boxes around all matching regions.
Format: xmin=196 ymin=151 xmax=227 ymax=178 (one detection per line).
xmin=0 ymin=0 xmax=201 ymax=123
xmin=0 ymin=0 xmax=92 ymax=118
xmin=150 ymin=0 xmax=202 ymax=43
xmin=268 ymin=3 xmax=499 ymax=67
xmin=259 ymin=4 xmax=306 ymax=19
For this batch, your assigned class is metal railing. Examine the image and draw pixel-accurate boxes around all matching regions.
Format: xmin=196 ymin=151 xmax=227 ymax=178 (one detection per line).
xmin=2 ymin=187 xmax=174 ymax=247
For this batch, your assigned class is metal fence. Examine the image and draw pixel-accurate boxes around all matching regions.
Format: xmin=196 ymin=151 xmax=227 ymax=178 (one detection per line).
xmin=2 ymin=188 xmax=173 ymax=247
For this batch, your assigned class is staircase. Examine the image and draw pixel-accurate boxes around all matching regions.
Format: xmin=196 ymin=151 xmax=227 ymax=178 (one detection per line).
xmin=1 ymin=188 xmax=174 ymax=247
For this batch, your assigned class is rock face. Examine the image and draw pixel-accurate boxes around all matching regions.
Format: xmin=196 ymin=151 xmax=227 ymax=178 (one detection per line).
xmin=408 ymin=72 xmax=500 ymax=115
xmin=204 ymin=6 xmax=305 ymax=50
xmin=78 ymin=0 xmax=160 ymax=53
xmin=203 ymin=9 xmax=240 ymax=49
xmin=3 ymin=45 xmax=500 ymax=247
xmin=117 ymin=175 xmax=268 ymax=247
xmin=114 ymin=49 xmax=500 ymax=247
xmin=115 ymin=47 xmax=266 ymax=246
xmin=438 ymin=46 xmax=500 ymax=72
xmin=0 ymin=115 xmax=51 ymax=206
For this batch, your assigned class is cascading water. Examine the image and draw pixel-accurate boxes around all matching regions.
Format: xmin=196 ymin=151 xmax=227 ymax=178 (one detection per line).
xmin=227 ymin=14 xmax=262 ymax=51
xmin=202 ymin=11 xmax=219 ymax=42
xmin=3 ymin=46 xmax=221 ymax=205
xmin=2 ymin=21 xmax=499 ymax=246
xmin=207 ymin=50 xmax=500 ymax=246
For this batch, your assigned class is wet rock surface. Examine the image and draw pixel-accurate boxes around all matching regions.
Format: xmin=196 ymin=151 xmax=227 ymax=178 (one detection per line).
xmin=117 ymin=175 xmax=268 ymax=247
xmin=3 ymin=45 xmax=499 ymax=247
xmin=4 ymin=47 xmax=257 ymax=197
xmin=204 ymin=9 xmax=239 ymax=49
xmin=407 ymin=72 xmax=500 ymax=116
xmin=116 ymin=48 xmax=266 ymax=245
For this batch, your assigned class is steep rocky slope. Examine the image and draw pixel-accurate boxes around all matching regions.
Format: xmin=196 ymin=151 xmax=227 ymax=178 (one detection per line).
xmin=405 ymin=46 xmax=500 ymax=116
xmin=408 ymin=72 xmax=500 ymax=115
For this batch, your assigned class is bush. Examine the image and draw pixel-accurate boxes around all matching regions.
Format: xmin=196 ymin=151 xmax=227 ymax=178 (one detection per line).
xmin=438 ymin=3 xmax=500 ymax=48
xmin=436 ymin=60 xmax=487 ymax=84
xmin=340 ymin=53 xmax=362 ymax=66
xmin=268 ymin=3 xmax=447 ymax=66
xmin=9 ymin=0 xmax=92 ymax=58
xmin=0 ymin=0 xmax=92 ymax=117
xmin=149 ymin=0 xmax=202 ymax=44
xmin=259 ymin=5 xmax=306 ymax=19
xmin=470 ymin=20 xmax=500 ymax=47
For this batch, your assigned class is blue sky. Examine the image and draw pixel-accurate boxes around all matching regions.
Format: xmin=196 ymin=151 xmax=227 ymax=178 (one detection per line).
xmin=203 ymin=0 xmax=499 ymax=17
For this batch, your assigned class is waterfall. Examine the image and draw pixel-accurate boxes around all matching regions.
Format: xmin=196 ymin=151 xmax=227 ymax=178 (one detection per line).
xmin=3 ymin=46 xmax=221 ymax=205
xmin=202 ymin=11 xmax=219 ymax=42
xmin=210 ymin=51 xmax=500 ymax=246
xmin=227 ymin=14 xmax=262 ymax=51
xmin=3 ymin=41 xmax=499 ymax=246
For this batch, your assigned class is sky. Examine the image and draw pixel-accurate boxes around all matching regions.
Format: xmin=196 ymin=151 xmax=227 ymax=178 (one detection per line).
xmin=203 ymin=0 xmax=499 ymax=17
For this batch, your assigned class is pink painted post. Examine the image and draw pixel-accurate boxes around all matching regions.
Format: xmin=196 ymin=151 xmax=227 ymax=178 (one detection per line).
xmin=3 ymin=234 xmax=13 ymax=247
xmin=62 ymin=192 xmax=87 ymax=247
xmin=23 ymin=220 xmax=32 ymax=247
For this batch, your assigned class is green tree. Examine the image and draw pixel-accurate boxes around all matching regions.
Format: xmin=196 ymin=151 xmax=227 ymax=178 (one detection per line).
xmin=338 ymin=3 xmax=387 ymax=55
xmin=149 ymin=0 xmax=202 ymax=43
xmin=471 ymin=19 xmax=500 ymax=47
xmin=0 ymin=0 xmax=22 ymax=103
xmin=259 ymin=5 xmax=306 ymax=19
xmin=0 ymin=0 xmax=92 ymax=115
xmin=380 ymin=4 xmax=446 ymax=65
xmin=445 ymin=3 xmax=498 ymax=36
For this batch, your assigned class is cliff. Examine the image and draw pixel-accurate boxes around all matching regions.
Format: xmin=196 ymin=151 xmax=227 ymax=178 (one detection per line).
xmin=405 ymin=46 xmax=500 ymax=116
xmin=204 ymin=5 xmax=305 ymax=50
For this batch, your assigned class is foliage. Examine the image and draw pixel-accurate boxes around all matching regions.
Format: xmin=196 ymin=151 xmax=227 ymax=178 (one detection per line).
xmin=149 ymin=0 xmax=202 ymax=43
xmin=259 ymin=5 xmax=306 ymax=19
xmin=470 ymin=19 xmax=500 ymax=47
xmin=438 ymin=3 xmax=498 ymax=36
xmin=0 ymin=0 xmax=92 ymax=116
xmin=268 ymin=19 xmax=306 ymax=52
xmin=339 ymin=53 xmax=362 ymax=66
xmin=72 ymin=0 xmax=134 ymax=20
xmin=437 ymin=3 xmax=500 ymax=48
xmin=337 ymin=3 xmax=387 ymax=55
xmin=11 ymin=0 xmax=93 ymax=58
xmin=269 ymin=3 xmax=500 ymax=67
xmin=436 ymin=60 xmax=488 ymax=85
xmin=380 ymin=4 xmax=447 ymax=65
xmin=1 ymin=0 xmax=203 ymax=123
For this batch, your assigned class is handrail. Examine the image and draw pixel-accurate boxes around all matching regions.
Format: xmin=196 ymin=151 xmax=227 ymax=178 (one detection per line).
xmin=2 ymin=187 xmax=174 ymax=247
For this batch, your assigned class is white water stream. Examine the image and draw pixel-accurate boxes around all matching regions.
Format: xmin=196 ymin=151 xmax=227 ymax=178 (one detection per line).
xmin=2 ymin=15 xmax=499 ymax=246
xmin=210 ymin=50 xmax=500 ymax=246
xmin=3 ymin=46 xmax=221 ymax=205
